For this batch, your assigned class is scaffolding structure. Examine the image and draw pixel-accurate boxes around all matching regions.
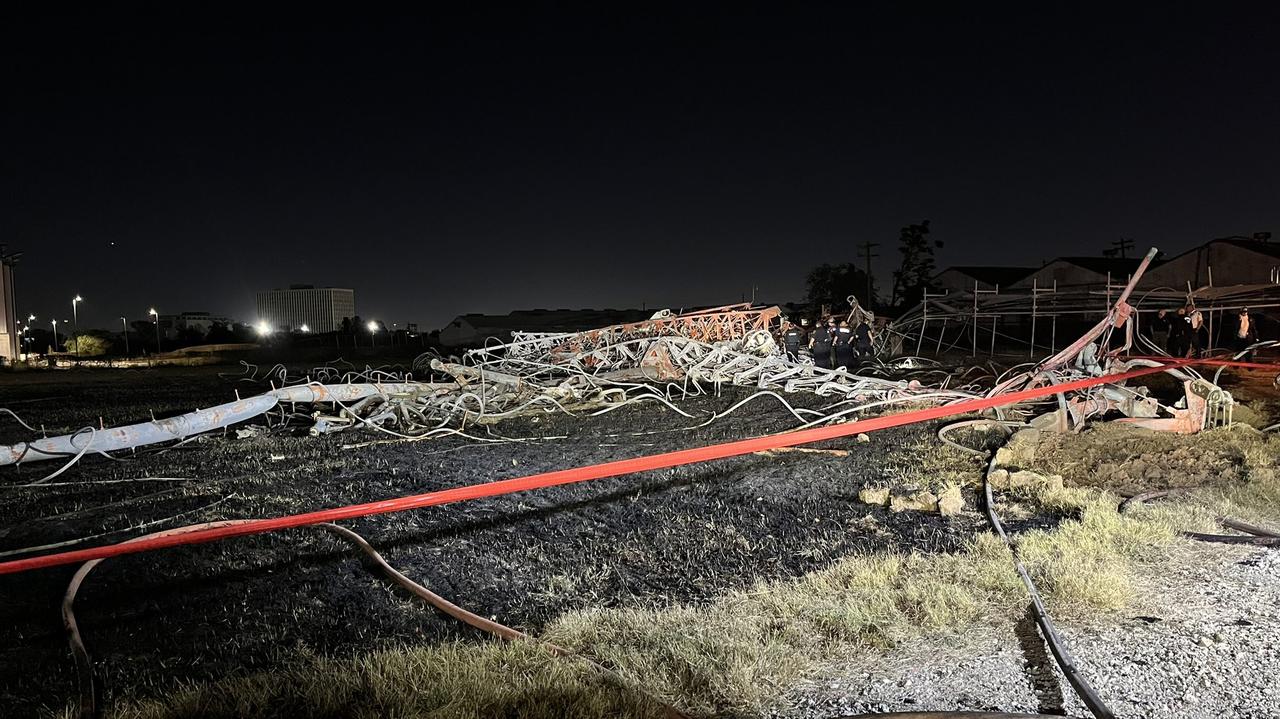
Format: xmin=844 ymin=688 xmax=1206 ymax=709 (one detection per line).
xmin=890 ymin=277 xmax=1280 ymax=358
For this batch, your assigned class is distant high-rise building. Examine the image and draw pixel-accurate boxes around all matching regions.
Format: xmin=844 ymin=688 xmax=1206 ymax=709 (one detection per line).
xmin=255 ymin=285 xmax=355 ymax=333
xmin=0 ymin=247 xmax=20 ymax=363
xmin=156 ymin=311 xmax=236 ymax=339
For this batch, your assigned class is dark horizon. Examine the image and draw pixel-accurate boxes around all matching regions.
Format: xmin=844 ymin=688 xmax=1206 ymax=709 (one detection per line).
xmin=5 ymin=6 xmax=1279 ymax=332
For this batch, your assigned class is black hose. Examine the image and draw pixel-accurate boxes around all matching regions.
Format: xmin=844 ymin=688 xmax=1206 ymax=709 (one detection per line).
xmin=983 ymin=456 xmax=1116 ymax=719
xmin=1118 ymin=490 xmax=1280 ymax=547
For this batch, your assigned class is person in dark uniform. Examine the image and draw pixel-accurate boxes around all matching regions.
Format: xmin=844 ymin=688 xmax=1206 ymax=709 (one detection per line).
xmin=1167 ymin=307 xmax=1190 ymax=357
xmin=796 ymin=318 xmax=812 ymax=361
xmin=854 ymin=318 xmax=874 ymax=359
xmin=826 ymin=317 xmax=838 ymax=364
xmin=809 ymin=317 xmax=833 ymax=369
xmin=1150 ymin=309 xmax=1170 ymax=350
xmin=781 ymin=321 xmax=804 ymax=361
xmin=834 ymin=320 xmax=856 ymax=368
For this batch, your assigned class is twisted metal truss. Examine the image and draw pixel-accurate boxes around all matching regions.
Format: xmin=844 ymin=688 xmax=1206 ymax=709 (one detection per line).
xmin=3 ymin=266 xmax=1247 ymax=480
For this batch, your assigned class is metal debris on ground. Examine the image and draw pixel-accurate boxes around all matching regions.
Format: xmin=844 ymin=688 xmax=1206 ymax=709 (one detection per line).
xmin=0 ymin=249 xmax=1257 ymax=475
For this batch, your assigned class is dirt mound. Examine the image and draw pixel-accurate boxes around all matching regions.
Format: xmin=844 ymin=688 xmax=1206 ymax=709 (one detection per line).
xmin=1018 ymin=424 xmax=1278 ymax=496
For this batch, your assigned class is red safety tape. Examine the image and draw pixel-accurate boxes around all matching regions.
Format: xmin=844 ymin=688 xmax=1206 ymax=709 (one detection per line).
xmin=2 ymin=362 xmax=1195 ymax=576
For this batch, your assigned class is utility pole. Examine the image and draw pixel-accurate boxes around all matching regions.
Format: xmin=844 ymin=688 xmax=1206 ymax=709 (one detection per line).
xmin=858 ymin=241 xmax=879 ymax=308
xmin=1110 ymin=237 xmax=1135 ymax=258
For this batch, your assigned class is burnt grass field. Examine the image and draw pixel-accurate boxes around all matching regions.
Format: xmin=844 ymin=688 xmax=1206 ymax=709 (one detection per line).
xmin=0 ymin=366 xmax=1004 ymax=716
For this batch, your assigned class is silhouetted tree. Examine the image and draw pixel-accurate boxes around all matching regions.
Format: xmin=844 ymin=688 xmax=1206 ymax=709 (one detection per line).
xmin=804 ymin=263 xmax=873 ymax=316
xmin=25 ymin=328 xmax=53 ymax=354
xmin=176 ymin=326 xmax=205 ymax=347
xmin=130 ymin=320 xmax=160 ymax=352
xmin=891 ymin=220 xmax=941 ymax=308
xmin=206 ymin=322 xmax=236 ymax=344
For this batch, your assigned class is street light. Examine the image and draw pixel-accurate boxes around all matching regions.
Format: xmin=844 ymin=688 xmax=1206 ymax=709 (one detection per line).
xmin=149 ymin=308 xmax=161 ymax=353
xmin=299 ymin=324 xmax=310 ymax=333
xmin=51 ymin=319 xmax=59 ymax=352
xmin=367 ymin=320 xmax=378 ymax=347
xmin=120 ymin=317 xmax=130 ymax=357
xmin=71 ymin=295 xmax=83 ymax=359
xmin=255 ymin=321 xmax=271 ymax=337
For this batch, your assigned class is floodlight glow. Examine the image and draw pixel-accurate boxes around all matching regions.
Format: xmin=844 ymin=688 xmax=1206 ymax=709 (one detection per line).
xmin=299 ymin=324 xmax=310 ymax=332
xmin=367 ymin=321 xmax=378 ymax=332
xmin=256 ymin=321 xmax=271 ymax=336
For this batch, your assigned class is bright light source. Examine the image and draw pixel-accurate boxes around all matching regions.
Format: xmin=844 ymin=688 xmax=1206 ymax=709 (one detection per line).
xmin=299 ymin=324 xmax=310 ymax=333
xmin=256 ymin=321 xmax=271 ymax=336
xmin=73 ymin=295 xmax=83 ymax=302
xmin=367 ymin=321 xmax=378 ymax=332
xmin=148 ymin=308 xmax=157 ymax=316
xmin=28 ymin=314 xmax=35 ymax=322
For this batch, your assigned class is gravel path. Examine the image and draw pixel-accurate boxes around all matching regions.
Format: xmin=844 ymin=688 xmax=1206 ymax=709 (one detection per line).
xmin=774 ymin=542 xmax=1280 ymax=719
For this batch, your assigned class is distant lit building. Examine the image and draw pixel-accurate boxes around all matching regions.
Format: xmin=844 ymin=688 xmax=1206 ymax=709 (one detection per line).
xmin=255 ymin=285 xmax=355 ymax=333
xmin=157 ymin=311 xmax=235 ymax=339
xmin=0 ymin=248 xmax=19 ymax=363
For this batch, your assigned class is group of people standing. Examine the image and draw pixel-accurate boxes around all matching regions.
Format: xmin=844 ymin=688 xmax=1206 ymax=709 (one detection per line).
xmin=1150 ymin=306 xmax=1259 ymax=358
xmin=780 ymin=315 xmax=874 ymax=369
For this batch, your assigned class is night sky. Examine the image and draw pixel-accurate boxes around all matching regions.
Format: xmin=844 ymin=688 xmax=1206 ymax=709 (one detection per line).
xmin=5 ymin=6 xmax=1279 ymax=331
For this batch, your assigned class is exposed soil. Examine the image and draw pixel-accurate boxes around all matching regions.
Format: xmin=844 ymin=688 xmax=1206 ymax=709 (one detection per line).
xmin=0 ymin=367 xmax=991 ymax=717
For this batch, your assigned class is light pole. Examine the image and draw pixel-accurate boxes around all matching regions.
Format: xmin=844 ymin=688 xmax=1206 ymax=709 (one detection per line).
xmin=149 ymin=308 xmax=161 ymax=353
xmin=120 ymin=317 xmax=130 ymax=357
xmin=71 ymin=295 xmax=83 ymax=359
xmin=367 ymin=320 xmax=378 ymax=348
xmin=51 ymin=319 xmax=59 ymax=352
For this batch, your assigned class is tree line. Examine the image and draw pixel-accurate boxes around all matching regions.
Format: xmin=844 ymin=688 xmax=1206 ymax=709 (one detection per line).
xmin=803 ymin=220 xmax=940 ymax=317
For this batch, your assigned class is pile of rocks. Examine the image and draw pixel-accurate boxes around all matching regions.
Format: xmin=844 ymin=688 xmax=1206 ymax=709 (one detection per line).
xmin=858 ymin=485 xmax=965 ymax=516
